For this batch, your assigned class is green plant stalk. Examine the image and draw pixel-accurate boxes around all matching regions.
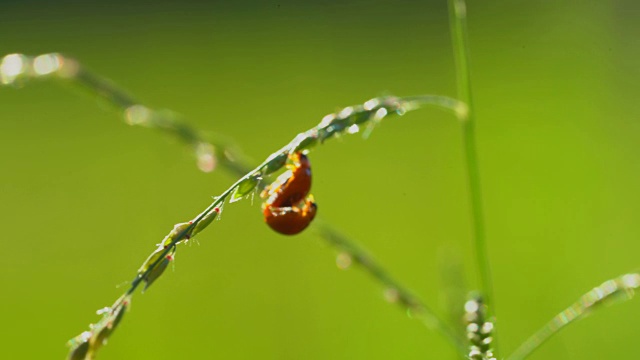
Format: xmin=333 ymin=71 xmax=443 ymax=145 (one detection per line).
xmin=106 ymin=94 xmax=469 ymax=358
xmin=43 ymin=91 xmax=462 ymax=359
xmin=507 ymin=273 xmax=640 ymax=360
xmin=0 ymin=53 xmax=219 ymax=172
xmin=447 ymin=0 xmax=497 ymax=355
xmin=125 ymin=95 xmax=466 ymax=357
xmin=320 ymin=225 xmax=467 ymax=354
xmin=2 ymin=53 xmax=469 ymax=358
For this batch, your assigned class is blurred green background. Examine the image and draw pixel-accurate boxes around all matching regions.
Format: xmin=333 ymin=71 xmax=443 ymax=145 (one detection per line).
xmin=1 ymin=0 xmax=639 ymax=358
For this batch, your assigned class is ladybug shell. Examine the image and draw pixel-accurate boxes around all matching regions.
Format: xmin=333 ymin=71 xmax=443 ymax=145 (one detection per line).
xmin=264 ymin=200 xmax=317 ymax=235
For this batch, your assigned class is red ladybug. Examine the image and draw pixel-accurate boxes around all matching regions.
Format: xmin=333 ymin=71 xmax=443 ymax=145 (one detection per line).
xmin=262 ymin=152 xmax=317 ymax=235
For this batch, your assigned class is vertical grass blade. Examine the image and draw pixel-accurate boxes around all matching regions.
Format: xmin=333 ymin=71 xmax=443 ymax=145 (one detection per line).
xmin=446 ymin=0 xmax=497 ymax=355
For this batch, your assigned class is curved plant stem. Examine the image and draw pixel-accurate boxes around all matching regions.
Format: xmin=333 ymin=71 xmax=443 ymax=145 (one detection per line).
xmin=0 ymin=53 xmax=220 ymax=172
xmin=0 ymin=54 xmax=469 ymax=358
xmin=447 ymin=0 xmax=497 ymax=356
xmin=320 ymin=225 xmax=467 ymax=354
xmin=115 ymin=94 xmax=469 ymax=358
xmin=508 ymin=273 xmax=640 ymax=360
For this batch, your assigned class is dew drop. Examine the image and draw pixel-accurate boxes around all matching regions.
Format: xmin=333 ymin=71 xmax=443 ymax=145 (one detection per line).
xmin=318 ymin=114 xmax=335 ymax=128
xmin=33 ymin=53 xmax=62 ymax=76
xmin=336 ymin=252 xmax=352 ymax=270
xmin=622 ymin=273 xmax=640 ymax=289
xmin=464 ymin=299 xmax=479 ymax=313
xmin=374 ymin=107 xmax=388 ymax=119
xmin=96 ymin=307 xmax=111 ymax=315
xmin=384 ymin=288 xmax=399 ymax=303
xmin=1 ymin=53 xmax=25 ymax=84
xmin=600 ymin=279 xmax=618 ymax=295
xmin=338 ymin=106 xmax=354 ymax=119
xmin=196 ymin=142 xmax=216 ymax=173
xmin=466 ymin=323 xmax=479 ymax=334
xmin=481 ymin=322 xmax=494 ymax=334
xmin=363 ymin=98 xmax=379 ymax=111
xmin=124 ymin=104 xmax=151 ymax=126
xmin=347 ymin=124 xmax=359 ymax=134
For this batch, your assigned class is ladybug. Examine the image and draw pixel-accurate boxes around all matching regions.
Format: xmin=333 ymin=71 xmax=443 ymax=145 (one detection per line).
xmin=262 ymin=152 xmax=317 ymax=235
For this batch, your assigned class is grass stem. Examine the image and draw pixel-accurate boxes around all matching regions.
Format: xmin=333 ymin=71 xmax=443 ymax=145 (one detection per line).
xmin=320 ymin=225 xmax=468 ymax=355
xmin=0 ymin=56 xmax=468 ymax=358
xmin=446 ymin=0 xmax=498 ymax=355
xmin=507 ymin=273 xmax=640 ymax=360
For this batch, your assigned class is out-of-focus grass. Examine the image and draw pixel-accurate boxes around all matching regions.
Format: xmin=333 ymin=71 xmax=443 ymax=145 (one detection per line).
xmin=1 ymin=1 xmax=639 ymax=359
